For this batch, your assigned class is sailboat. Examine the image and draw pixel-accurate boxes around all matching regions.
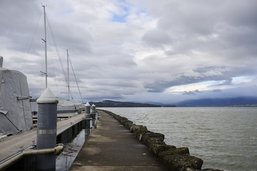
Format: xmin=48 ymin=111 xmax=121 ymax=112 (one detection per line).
xmin=57 ymin=49 xmax=81 ymax=114
xmin=39 ymin=6 xmax=84 ymax=115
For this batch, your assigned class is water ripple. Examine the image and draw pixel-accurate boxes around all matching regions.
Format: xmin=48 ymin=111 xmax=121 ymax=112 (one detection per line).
xmin=102 ymin=107 xmax=257 ymax=171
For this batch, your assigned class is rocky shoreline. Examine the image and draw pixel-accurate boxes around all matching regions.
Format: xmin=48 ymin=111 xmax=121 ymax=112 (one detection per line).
xmin=100 ymin=109 xmax=223 ymax=171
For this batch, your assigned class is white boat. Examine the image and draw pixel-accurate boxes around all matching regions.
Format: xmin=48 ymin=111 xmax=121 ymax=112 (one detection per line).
xmin=0 ymin=57 xmax=33 ymax=135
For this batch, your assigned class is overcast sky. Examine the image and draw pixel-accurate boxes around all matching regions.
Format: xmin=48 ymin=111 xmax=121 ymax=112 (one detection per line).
xmin=1 ymin=0 xmax=257 ymax=103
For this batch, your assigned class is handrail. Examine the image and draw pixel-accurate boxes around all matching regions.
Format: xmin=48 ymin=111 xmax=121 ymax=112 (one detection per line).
xmin=0 ymin=144 xmax=64 ymax=171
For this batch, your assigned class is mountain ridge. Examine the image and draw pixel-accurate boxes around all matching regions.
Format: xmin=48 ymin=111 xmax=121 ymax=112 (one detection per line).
xmin=90 ymin=100 xmax=161 ymax=107
xmin=89 ymin=97 xmax=257 ymax=107
xmin=176 ymin=97 xmax=257 ymax=107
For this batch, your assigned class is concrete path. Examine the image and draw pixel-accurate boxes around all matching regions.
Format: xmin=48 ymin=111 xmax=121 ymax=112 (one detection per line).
xmin=70 ymin=111 xmax=169 ymax=171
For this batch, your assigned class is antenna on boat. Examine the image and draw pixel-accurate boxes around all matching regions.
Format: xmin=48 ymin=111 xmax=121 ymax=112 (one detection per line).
xmin=67 ymin=49 xmax=71 ymax=100
xmin=41 ymin=5 xmax=48 ymax=88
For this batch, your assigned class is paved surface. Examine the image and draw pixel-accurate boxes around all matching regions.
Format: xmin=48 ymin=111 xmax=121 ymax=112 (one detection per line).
xmin=70 ymin=111 xmax=168 ymax=171
xmin=0 ymin=113 xmax=85 ymax=165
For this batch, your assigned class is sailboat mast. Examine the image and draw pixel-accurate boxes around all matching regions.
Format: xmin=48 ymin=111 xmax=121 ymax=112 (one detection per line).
xmin=67 ymin=49 xmax=71 ymax=100
xmin=42 ymin=5 xmax=48 ymax=88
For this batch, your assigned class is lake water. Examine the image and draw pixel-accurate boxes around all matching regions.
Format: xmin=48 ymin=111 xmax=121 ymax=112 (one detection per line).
xmin=101 ymin=107 xmax=257 ymax=171
xmin=56 ymin=129 xmax=90 ymax=171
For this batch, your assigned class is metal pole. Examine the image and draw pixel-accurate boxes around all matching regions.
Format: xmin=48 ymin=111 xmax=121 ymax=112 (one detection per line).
xmin=67 ymin=49 xmax=70 ymax=100
xmin=43 ymin=5 xmax=48 ymax=88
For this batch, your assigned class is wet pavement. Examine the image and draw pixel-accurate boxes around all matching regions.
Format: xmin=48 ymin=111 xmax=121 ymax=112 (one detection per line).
xmin=70 ymin=110 xmax=168 ymax=171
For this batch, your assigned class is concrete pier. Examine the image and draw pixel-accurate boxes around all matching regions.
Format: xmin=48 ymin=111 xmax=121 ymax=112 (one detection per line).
xmin=70 ymin=110 xmax=168 ymax=171
xmin=0 ymin=113 xmax=85 ymax=170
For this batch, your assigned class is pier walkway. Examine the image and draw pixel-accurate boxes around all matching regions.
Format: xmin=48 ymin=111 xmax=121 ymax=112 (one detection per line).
xmin=0 ymin=113 xmax=85 ymax=167
xmin=71 ymin=110 xmax=168 ymax=171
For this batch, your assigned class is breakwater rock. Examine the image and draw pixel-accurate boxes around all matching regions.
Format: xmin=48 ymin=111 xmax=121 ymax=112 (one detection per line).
xmin=101 ymin=110 xmax=223 ymax=171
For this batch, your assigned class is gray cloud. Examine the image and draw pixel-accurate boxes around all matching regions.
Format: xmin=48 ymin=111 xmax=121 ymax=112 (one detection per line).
xmin=142 ymin=29 xmax=172 ymax=47
xmin=183 ymin=90 xmax=200 ymax=95
xmin=1 ymin=0 xmax=257 ymax=103
xmin=140 ymin=0 xmax=257 ymax=60
xmin=145 ymin=66 xmax=255 ymax=92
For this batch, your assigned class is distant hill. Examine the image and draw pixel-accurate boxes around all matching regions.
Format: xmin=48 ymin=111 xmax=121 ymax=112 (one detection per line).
xmin=90 ymin=100 xmax=161 ymax=107
xmin=176 ymin=97 xmax=257 ymax=107
xmin=88 ymin=97 xmax=257 ymax=107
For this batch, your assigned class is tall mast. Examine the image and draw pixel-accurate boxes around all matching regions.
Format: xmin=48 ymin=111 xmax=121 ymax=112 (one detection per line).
xmin=42 ymin=5 xmax=48 ymax=88
xmin=67 ymin=49 xmax=71 ymax=100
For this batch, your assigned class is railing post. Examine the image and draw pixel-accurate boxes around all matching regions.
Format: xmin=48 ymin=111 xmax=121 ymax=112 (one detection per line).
xmin=36 ymin=88 xmax=58 ymax=171
xmin=85 ymin=102 xmax=91 ymax=116
xmin=90 ymin=104 xmax=97 ymax=128
xmin=0 ymin=56 xmax=3 ymax=67
xmin=85 ymin=102 xmax=92 ymax=129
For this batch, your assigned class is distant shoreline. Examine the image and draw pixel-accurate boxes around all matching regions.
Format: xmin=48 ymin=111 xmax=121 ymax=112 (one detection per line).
xmin=98 ymin=106 xmax=257 ymax=108
xmin=90 ymin=97 xmax=257 ymax=107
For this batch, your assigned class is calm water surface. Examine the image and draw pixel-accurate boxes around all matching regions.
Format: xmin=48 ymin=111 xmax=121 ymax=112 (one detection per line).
xmin=101 ymin=107 xmax=257 ymax=171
